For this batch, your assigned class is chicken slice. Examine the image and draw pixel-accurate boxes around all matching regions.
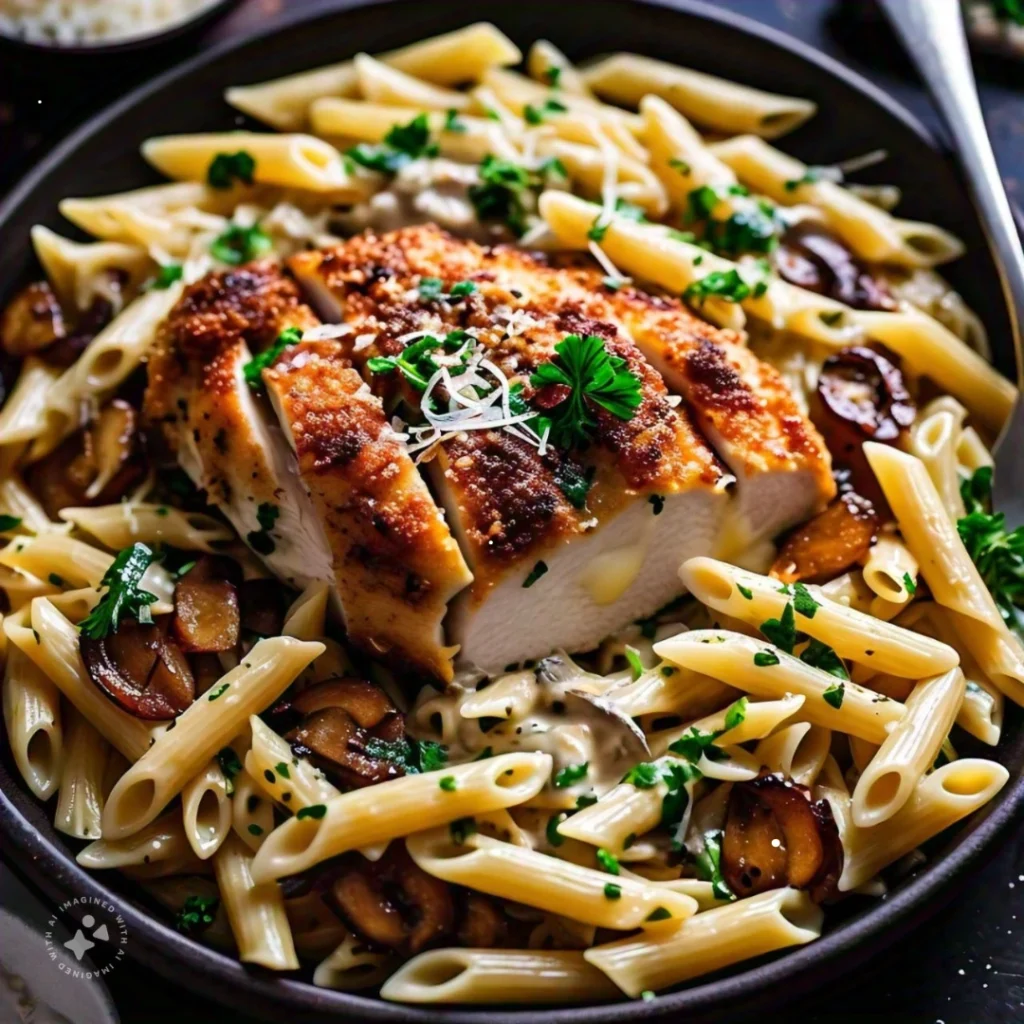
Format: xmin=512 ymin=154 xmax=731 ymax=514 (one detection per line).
xmin=609 ymin=289 xmax=835 ymax=551
xmin=145 ymin=262 xmax=333 ymax=590
xmin=262 ymin=339 xmax=472 ymax=680
xmin=290 ymin=226 xmax=731 ymax=671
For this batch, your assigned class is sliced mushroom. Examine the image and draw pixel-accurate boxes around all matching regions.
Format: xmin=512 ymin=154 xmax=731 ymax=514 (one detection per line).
xmin=457 ymin=893 xmax=506 ymax=948
xmin=771 ymin=493 xmax=879 ymax=584
xmin=0 ymin=281 xmax=66 ymax=357
xmin=239 ymin=579 xmax=287 ymax=638
xmin=562 ymin=689 xmax=651 ymax=762
xmin=80 ymin=620 xmax=195 ymax=720
xmin=286 ymin=678 xmax=408 ymax=787
xmin=775 ymin=222 xmax=895 ymax=311
xmin=722 ymin=773 xmax=843 ymax=903
xmin=173 ymin=579 xmax=240 ymax=653
xmin=330 ymin=845 xmax=454 ymax=954
xmin=26 ymin=399 xmax=145 ymax=519
xmin=814 ymin=345 xmax=915 ymax=509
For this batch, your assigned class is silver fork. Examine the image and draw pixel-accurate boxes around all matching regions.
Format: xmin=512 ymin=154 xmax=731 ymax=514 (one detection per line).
xmin=877 ymin=0 xmax=1024 ymax=519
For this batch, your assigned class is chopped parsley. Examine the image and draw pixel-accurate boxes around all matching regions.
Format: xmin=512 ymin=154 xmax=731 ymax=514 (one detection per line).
xmin=207 ymin=150 xmax=256 ymax=189
xmin=296 ymin=804 xmax=327 ymax=820
xmin=695 ymin=829 xmax=734 ymax=900
xmin=622 ymin=762 xmax=661 ymax=789
xmin=176 ymin=894 xmax=219 ymax=934
xmin=723 ymin=695 xmax=748 ymax=732
xmin=418 ymin=277 xmax=444 ymax=301
xmin=443 ymin=108 xmax=467 ymax=133
xmin=216 ymin=747 xmax=243 ymax=795
xmin=151 ymin=263 xmax=183 ymax=290
xmin=246 ymin=502 xmax=280 ymax=555
xmin=247 ymin=823 xmax=263 ymax=836
xmin=210 ymin=222 xmax=272 ymax=265
xmin=208 ymin=683 xmax=229 ymax=701
xmin=469 ymin=155 xmax=551 ymax=237
xmin=646 ymin=906 xmax=673 ymax=922
xmin=737 ymin=583 xmax=753 ymax=600
xmin=822 ymin=681 xmax=846 ymax=709
xmin=784 ymin=167 xmax=823 ymax=191
xmin=523 ymin=97 xmax=568 ymax=124
xmin=641 ymin=990 xmax=656 ymax=1002
xmin=903 ymin=572 xmax=918 ymax=596
xmin=523 ymin=560 xmax=548 ymax=588
xmin=546 ymin=813 xmax=567 ymax=846
xmin=603 ymin=882 xmax=622 ymax=900
xmin=450 ymin=817 xmax=476 ymax=843
xmin=669 ymin=727 xmax=729 ymax=764
xmin=957 ymin=466 xmax=1024 ymax=631
xmin=543 ymin=66 xmax=562 ymax=86
xmin=554 ymin=762 xmax=589 ymax=788
xmin=684 ymin=268 xmax=752 ymax=306
xmin=79 ymin=543 xmax=159 ymax=639
xmin=450 ymin=280 xmax=476 ymax=297
xmin=588 ymin=197 xmax=647 ymax=242
xmin=347 ymin=114 xmax=438 ymax=173
xmin=274 ymin=761 xmax=291 ymax=779
xmin=596 ymin=848 xmax=620 ymax=875
xmin=576 ymin=794 xmax=598 ymax=809
xmin=801 ymin=637 xmax=849 ymax=679
xmin=48 ymin=573 xmax=64 ymax=587
xmin=659 ymin=761 xmax=701 ymax=849
xmin=625 ymin=646 xmax=645 ymax=681
xmin=244 ymin=325 xmax=302 ymax=388
xmin=439 ymin=775 xmax=457 ymax=791
xmin=362 ymin=736 xmax=449 ymax=774
xmin=367 ymin=331 xmax=472 ymax=391
xmin=0 ymin=515 xmax=22 ymax=532
xmin=649 ymin=494 xmax=665 ymax=516
xmin=668 ymin=158 xmax=691 ymax=175
xmin=553 ymin=460 xmax=595 ymax=510
xmin=760 ymin=602 xmax=801 ymax=653
xmin=793 ymin=582 xmax=820 ymax=619
xmin=754 ymin=650 xmax=780 ymax=667
xmin=529 ymin=333 xmax=643 ymax=449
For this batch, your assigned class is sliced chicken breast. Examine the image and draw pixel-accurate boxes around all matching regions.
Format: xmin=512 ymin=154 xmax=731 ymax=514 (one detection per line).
xmin=144 ymin=262 xmax=333 ymax=590
xmin=609 ymin=290 xmax=835 ymax=550
xmin=290 ymin=226 xmax=732 ymax=671
xmin=262 ymin=339 xmax=472 ymax=680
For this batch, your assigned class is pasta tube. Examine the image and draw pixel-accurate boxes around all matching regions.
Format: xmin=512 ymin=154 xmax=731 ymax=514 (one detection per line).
xmin=54 ymin=707 xmax=108 ymax=840
xmin=2 ymin=644 xmax=63 ymax=800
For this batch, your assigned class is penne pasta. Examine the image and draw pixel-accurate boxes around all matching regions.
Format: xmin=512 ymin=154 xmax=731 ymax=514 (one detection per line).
xmin=54 ymin=706 xmax=108 ymax=840
xmin=182 ymin=759 xmax=233 ymax=860
xmin=2 ymin=643 xmax=63 ymax=800
xmin=61 ymin=504 xmax=233 ymax=552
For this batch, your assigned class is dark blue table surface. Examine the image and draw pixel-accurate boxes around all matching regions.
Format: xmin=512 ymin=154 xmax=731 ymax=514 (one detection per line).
xmin=1 ymin=1 xmax=1023 ymax=1021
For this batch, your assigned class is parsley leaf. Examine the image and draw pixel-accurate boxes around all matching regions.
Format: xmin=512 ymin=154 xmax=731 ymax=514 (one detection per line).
xmin=546 ymin=813 xmax=567 ymax=846
xmin=247 ymin=502 xmax=279 ymax=555
xmin=207 ymin=150 xmax=256 ymax=189
xmin=800 ymin=638 xmax=849 ymax=679
xmin=596 ymin=848 xmax=620 ymax=875
xmin=784 ymin=167 xmax=823 ymax=191
xmin=243 ymin=326 xmax=302 ymax=388
xmin=523 ymin=560 xmax=548 ymax=588
xmin=604 ymin=882 xmax=622 ymax=900
xmin=347 ymin=113 xmax=439 ymax=173
xmin=737 ymin=583 xmax=753 ymax=600
xmin=296 ymin=804 xmax=327 ymax=820
xmin=754 ymin=650 xmax=780 ymax=667
xmin=523 ymin=97 xmax=568 ymax=124
xmin=903 ymin=572 xmax=917 ymax=596
xmin=176 ymin=894 xmax=219 ymax=934
xmin=792 ymin=582 xmax=820 ymax=619
xmin=684 ymin=268 xmax=751 ymax=306
xmin=554 ymin=762 xmax=589 ymax=788
xmin=443 ymin=108 xmax=467 ymax=133
xmin=216 ymin=747 xmax=243 ymax=796
xmin=543 ymin=66 xmax=562 ymax=86
xmin=450 ymin=817 xmax=476 ymax=843
xmin=723 ymin=696 xmax=748 ymax=732
xmin=822 ymin=681 xmax=846 ymax=709
xmin=553 ymin=460 xmax=595 ymax=509
xmin=529 ymin=334 xmax=643 ymax=449
xmin=695 ymin=829 xmax=734 ymax=900
xmin=79 ymin=543 xmax=159 ymax=639
xmin=587 ymin=197 xmax=647 ymax=242
xmin=668 ymin=727 xmax=728 ymax=764
xmin=760 ymin=602 xmax=803 ymax=653
xmin=957 ymin=467 xmax=1024 ymax=632
xmin=151 ymin=263 xmax=183 ymax=290
xmin=210 ymin=222 xmax=272 ymax=265
xmin=994 ymin=0 xmax=1024 ymax=23
xmin=469 ymin=155 xmax=551 ymax=237
xmin=0 ymin=515 xmax=22 ymax=532
xmin=622 ymin=762 xmax=661 ymax=788
xmin=624 ymin=646 xmax=644 ymax=681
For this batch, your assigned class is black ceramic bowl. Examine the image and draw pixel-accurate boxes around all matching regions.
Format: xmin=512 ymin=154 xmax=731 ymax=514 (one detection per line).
xmin=0 ymin=2 xmax=1021 ymax=1021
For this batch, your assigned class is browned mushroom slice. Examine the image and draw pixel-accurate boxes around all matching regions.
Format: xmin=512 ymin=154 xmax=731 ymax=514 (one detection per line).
xmin=722 ymin=773 xmax=843 ymax=903
xmin=239 ymin=579 xmax=287 ymax=638
xmin=330 ymin=845 xmax=454 ymax=954
xmin=0 ymin=281 xmax=66 ymax=357
xmin=26 ymin=399 xmax=145 ymax=519
xmin=173 ymin=579 xmax=240 ymax=653
xmin=771 ymin=493 xmax=879 ymax=584
xmin=291 ymin=678 xmax=396 ymax=730
xmin=457 ymin=893 xmax=506 ymax=948
xmin=43 ymin=291 xmax=120 ymax=369
xmin=775 ymin=223 xmax=895 ymax=312
xmin=287 ymin=706 xmax=403 ymax=788
xmin=80 ymin=621 xmax=195 ymax=720
xmin=813 ymin=345 xmax=915 ymax=509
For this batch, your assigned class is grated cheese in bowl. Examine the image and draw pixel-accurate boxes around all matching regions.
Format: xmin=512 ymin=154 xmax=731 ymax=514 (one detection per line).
xmin=0 ymin=0 xmax=222 ymax=46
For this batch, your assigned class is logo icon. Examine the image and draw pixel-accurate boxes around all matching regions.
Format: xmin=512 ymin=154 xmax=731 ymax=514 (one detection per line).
xmin=45 ymin=897 xmax=127 ymax=980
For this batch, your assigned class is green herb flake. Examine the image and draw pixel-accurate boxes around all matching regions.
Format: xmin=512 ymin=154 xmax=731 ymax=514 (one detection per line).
xmin=216 ymin=747 xmax=242 ymax=795
xmin=151 ymin=263 xmax=183 ymax=290
xmin=47 ymin=573 xmax=64 ymax=587
xmin=418 ymin=276 xmax=444 ymax=301
xmin=684 ymin=268 xmax=751 ymax=307
xmin=553 ymin=461 xmax=595 ymax=510
xmin=439 ymin=774 xmax=457 ymax=792
xmin=903 ymin=572 xmax=918 ymax=596
xmin=529 ymin=333 xmax=643 ymax=449
xmin=622 ymin=762 xmax=660 ymax=789
xmin=296 ymin=804 xmax=327 ymax=820
xmin=596 ymin=848 xmax=620 ymax=875
xmin=723 ymin=695 xmax=748 ymax=732
xmin=554 ymin=762 xmax=589 ymax=788
xmin=246 ymin=501 xmax=281 ymax=555
xmin=450 ymin=817 xmax=476 ymax=843
xmin=760 ymin=602 xmax=802 ymax=653
xmin=695 ymin=829 xmax=734 ymax=901
xmin=641 ymin=990 xmax=656 ymax=1002
xmin=603 ymin=882 xmax=622 ymax=900
xmin=208 ymin=683 xmax=229 ymax=702
xmin=646 ymin=906 xmax=672 ymax=922
xmin=79 ymin=543 xmax=159 ymax=639
xmin=176 ymin=894 xmax=219 ymax=934
xmin=649 ymin=494 xmax=665 ymax=516
xmin=523 ymin=560 xmax=549 ymax=588
xmin=543 ymin=66 xmax=562 ymax=86
xmin=668 ymin=158 xmax=691 ymax=175
xmin=822 ymin=681 xmax=846 ymax=709
xmin=207 ymin=150 xmax=256 ymax=189
xmin=792 ymin=582 xmax=820 ymax=619
xmin=754 ymin=650 xmax=780 ymax=667
xmin=0 ymin=514 xmax=22 ymax=532
xmin=784 ymin=167 xmax=823 ymax=191
xmin=443 ymin=108 xmax=467 ymax=133
xmin=546 ymin=813 xmax=567 ymax=847
xmin=347 ymin=113 xmax=438 ymax=173
xmin=210 ymin=222 xmax=272 ymax=265
xmin=469 ymin=154 xmax=541 ymax=237
xmin=800 ymin=637 xmax=849 ymax=679
xmin=247 ymin=823 xmax=263 ymax=837
xmin=274 ymin=761 xmax=291 ymax=780
xmin=625 ymin=645 xmax=645 ymax=681
xmin=737 ymin=583 xmax=753 ymax=600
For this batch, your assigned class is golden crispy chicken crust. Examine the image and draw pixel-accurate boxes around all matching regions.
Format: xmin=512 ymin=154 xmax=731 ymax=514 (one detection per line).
xmin=263 ymin=340 xmax=471 ymax=679
xmin=290 ymin=226 xmax=730 ymax=593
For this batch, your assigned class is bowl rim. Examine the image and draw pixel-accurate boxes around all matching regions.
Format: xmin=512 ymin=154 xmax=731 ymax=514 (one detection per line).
xmin=0 ymin=1 xmax=1021 ymax=1021
xmin=0 ymin=0 xmax=238 ymax=57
